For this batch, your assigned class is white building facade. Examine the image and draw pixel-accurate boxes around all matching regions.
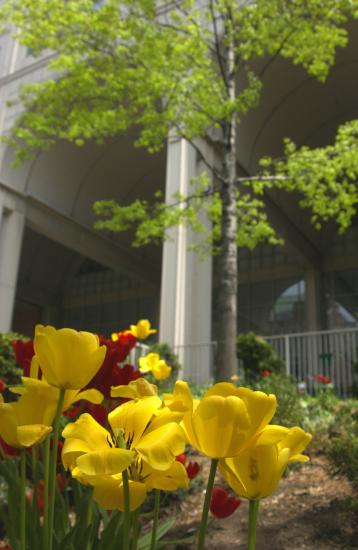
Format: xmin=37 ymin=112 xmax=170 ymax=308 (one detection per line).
xmin=1 ymin=23 xmax=358 ymax=385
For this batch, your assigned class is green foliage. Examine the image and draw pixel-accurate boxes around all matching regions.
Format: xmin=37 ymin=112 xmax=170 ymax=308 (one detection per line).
xmin=0 ymin=0 xmax=357 ymax=256
xmin=300 ymin=391 xmax=358 ymax=490
xmin=0 ymin=332 xmax=24 ymax=388
xmin=261 ymin=119 xmax=358 ymax=234
xmin=149 ymin=341 xmax=181 ymax=385
xmin=351 ymin=348 xmax=358 ymax=397
xmin=253 ymin=372 xmax=305 ymax=428
xmin=0 ymin=0 xmax=354 ymax=157
xmin=326 ymin=437 xmax=358 ymax=491
xmin=94 ymin=174 xmax=282 ymax=257
xmin=323 ymin=400 xmax=358 ymax=490
xmin=236 ymin=332 xmax=284 ymax=381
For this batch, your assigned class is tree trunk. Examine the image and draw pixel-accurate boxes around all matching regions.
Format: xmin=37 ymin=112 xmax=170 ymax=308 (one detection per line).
xmin=215 ymin=40 xmax=238 ymax=381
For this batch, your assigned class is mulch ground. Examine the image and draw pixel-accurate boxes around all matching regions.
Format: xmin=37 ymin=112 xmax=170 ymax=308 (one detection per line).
xmin=164 ymin=452 xmax=358 ymax=549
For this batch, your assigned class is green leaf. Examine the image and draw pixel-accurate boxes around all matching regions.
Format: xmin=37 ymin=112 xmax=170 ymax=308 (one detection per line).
xmin=137 ymin=518 xmax=175 ymax=550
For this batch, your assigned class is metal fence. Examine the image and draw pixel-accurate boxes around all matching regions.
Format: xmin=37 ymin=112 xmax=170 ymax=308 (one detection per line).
xmin=129 ymin=343 xmax=150 ymax=366
xmin=132 ymin=328 xmax=357 ymax=397
xmin=131 ymin=341 xmax=216 ymax=385
xmin=265 ymin=327 xmax=358 ymax=398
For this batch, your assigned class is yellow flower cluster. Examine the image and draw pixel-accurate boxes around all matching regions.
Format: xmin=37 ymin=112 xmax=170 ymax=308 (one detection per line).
xmin=62 ymin=380 xmax=188 ymax=511
xmin=139 ymin=352 xmax=172 ymax=380
xmin=163 ymin=381 xmax=312 ymax=501
xmin=0 ymin=321 xmax=311 ymax=515
xmin=0 ymin=325 xmax=106 ymax=448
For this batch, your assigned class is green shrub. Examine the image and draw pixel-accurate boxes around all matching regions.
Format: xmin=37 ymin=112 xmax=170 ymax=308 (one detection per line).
xmin=0 ymin=332 xmax=24 ymax=388
xmin=316 ymin=399 xmax=358 ymax=489
xmin=149 ymin=341 xmax=181 ymax=385
xmin=252 ymin=372 xmax=304 ymax=427
xmin=326 ymin=436 xmax=358 ymax=490
xmin=351 ymin=350 xmax=358 ymax=397
xmin=236 ymin=332 xmax=284 ymax=382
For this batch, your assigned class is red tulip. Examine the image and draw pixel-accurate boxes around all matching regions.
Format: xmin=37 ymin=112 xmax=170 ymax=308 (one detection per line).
xmin=210 ymin=487 xmax=241 ymax=518
xmin=0 ymin=379 xmax=6 ymax=393
xmin=0 ymin=438 xmax=20 ymax=457
xmin=86 ymin=336 xmax=141 ymax=398
xmin=56 ymin=473 xmax=66 ymax=493
xmin=175 ymin=454 xmax=200 ymax=480
xmin=176 ymin=453 xmax=187 ymax=465
xmin=261 ymin=369 xmax=270 ymax=377
xmin=86 ymin=403 xmax=107 ymax=425
xmin=314 ymin=373 xmax=332 ymax=384
xmin=186 ymin=461 xmax=200 ymax=480
xmin=113 ymin=331 xmax=137 ymax=362
xmin=11 ymin=340 xmax=35 ymax=377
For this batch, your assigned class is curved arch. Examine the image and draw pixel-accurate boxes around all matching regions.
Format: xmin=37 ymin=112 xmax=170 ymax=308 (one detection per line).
xmin=246 ymin=59 xmax=358 ymax=170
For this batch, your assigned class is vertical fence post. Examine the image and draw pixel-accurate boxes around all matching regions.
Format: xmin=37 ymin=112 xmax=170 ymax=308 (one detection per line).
xmin=284 ymin=335 xmax=291 ymax=376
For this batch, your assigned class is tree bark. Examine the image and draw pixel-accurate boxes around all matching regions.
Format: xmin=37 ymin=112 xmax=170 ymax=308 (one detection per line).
xmin=215 ymin=39 xmax=238 ymax=381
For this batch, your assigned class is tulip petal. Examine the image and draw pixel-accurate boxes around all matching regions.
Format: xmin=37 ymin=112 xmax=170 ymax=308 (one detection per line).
xmin=146 ymin=409 xmax=184 ymax=432
xmin=255 ymin=425 xmax=289 ymax=446
xmin=76 ymin=448 xmax=135 ymax=476
xmin=279 ymin=427 xmax=312 ymax=458
xmin=94 ymin=477 xmax=147 ymax=511
xmin=143 ymin=461 xmax=189 ymax=491
xmin=235 ymin=387 xmax=277 ymax=437
xmin=17 ymin=425 xmax=52 ymax=447
xmin=68 ymin=389 xmax=104 ymax=407
xmin=110 ymin=385 xmax=138 ymax=400
xmin=192 ymin=395 xmax=251 ymax=457
xmin=204 ymin=382 xmax=239 ymax=398
xmin=108 ymin=396 xmax=162 ymax=448
xmin=62 ymin=413 xmax=110 ymax=450
xmin=135 ymin=422 xmax=185 ymax=470
xmin=111 ymin=378 xmax=158 ymax=400
xmin=62 ymin=437 xmax=95 ymax=470
xmin=34 ymin=326 xmax=106 ymax=389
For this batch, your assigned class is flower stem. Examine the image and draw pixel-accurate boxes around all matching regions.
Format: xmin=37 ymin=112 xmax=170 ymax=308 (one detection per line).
xmin=150 ymin=489 xmax=161 ymax=550
xmin=48 ymin=388 xmax=65 ymax=550
xmin=42 ymin=437 xmax=50 ymax=550
xmin=131 ymin=507 xmax=140 ymax=550
xmin=20 ymin=449 xmax=26 ymax=550
xmin=248 ymin=500 xmax=259 ymax=550
xmin=197 ymin=458 xmax=218 ymax=550
xmin=86 ymin=488 xmax=93 ymax=550
xmin=122 ymin=469 xmax=131 ymax=550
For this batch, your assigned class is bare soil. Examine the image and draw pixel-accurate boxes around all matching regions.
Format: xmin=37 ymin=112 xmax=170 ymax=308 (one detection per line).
xmin=165 ymin=452 xmax=358 ymax=550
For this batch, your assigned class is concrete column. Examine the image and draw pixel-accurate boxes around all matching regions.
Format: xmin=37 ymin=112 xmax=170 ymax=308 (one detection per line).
xmin=0 ymin=199 xmax=25 ymax=332
xmin=159 ymin=137 xmax=213 ymax=383
xmin=305 ymin=268 xmax=326 ymax=331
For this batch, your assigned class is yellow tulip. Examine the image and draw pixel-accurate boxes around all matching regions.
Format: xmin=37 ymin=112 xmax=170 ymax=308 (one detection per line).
xmin=62 ymin=397 xmax=186 ymax=510
xmin=11 ymin=376 xmax=104 ymax=415
xmin=71 ymin=459 xmax=188 ymax=512
xmin=163 ymin=381 xmax=277 ymax=458
xmin=220 ymin=425 xmax=312 ymax=500
xmin=0 ymin=383 xmax=53 ymax=448
xmin=129 ymin=320 xmax=157 ymax=340
xmin=33 ymin=325 xmax=106 ymax=389
xmin=111 ymin=377 xmax=158 ymax=400
xmin=139 ymin=353 xmax=172 ymax=381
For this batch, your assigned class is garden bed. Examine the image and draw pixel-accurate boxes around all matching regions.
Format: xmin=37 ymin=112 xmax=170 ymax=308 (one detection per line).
xmin=165 ymin=453 xmax=357 ymax=549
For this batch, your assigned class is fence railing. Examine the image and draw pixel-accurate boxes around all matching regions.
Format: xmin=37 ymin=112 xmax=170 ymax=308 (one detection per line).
xmin=132 ymin=328 xmax=357 ymax=397
xmin=265 ymin=327 xmax=358 ymax=398
xmin=129 ymin=343 xmax=150 ymax=366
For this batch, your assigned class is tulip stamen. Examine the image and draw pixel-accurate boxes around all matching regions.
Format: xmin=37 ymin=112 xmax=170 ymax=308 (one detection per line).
xmin=249 ymin=457 xmax=259 ymax=481
xmin=106 ymin=433 xmax=117 ymax=449
xmin=126 ymin=432 xmax=134 ymax=449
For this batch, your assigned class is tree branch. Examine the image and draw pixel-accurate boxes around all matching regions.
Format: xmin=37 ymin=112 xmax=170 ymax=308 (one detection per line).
xmin=209 ymin=0 xmax=229 ymax=94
